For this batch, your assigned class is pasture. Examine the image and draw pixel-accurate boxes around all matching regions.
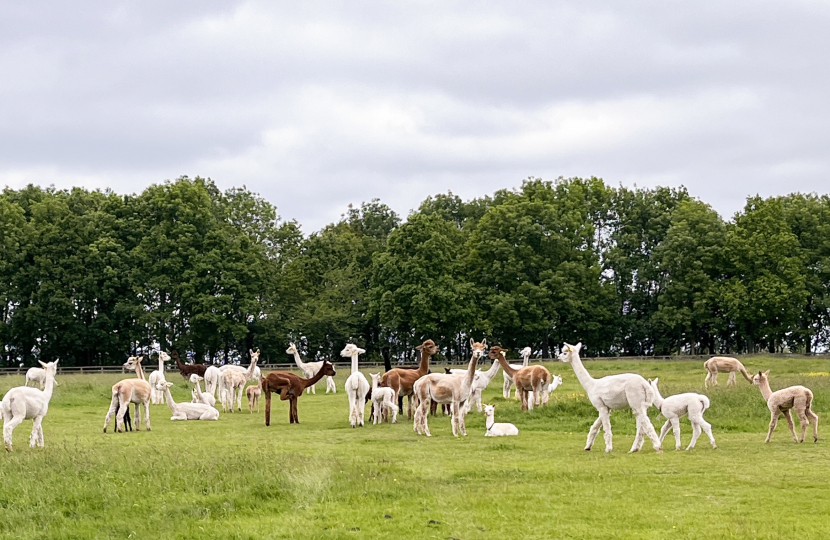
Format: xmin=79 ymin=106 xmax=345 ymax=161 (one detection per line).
xmin=2 ymin=356 xmax=830 ymax=539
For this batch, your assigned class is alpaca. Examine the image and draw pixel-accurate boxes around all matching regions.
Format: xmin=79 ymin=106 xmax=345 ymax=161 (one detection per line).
xmin=172 ymin=350 xmax=208 ymax=379
xmin=103 ymin=356 xmax=152 ymax=433
xmin=369 ymin=372 xmax=398 ymax=424
xmin=189 ymin=374 xmax=216 ymax=407
xmin=649 ymin=378 xmax=716 ymax=450
xmin=484 ymin=404 xmax=518 ymax=437
xmin=558 ymin=342 xmax=661 ymax=453
xmin=262 ymin=360 xmax=336 ymax=425
xmin=148 ymin=352 xmax=171 ymax=405
xmin=286 ymin=343 xmax=335 ymax=395
xmin=448 ymin=345 xmax=500 ymax=413
xmin=547 ymin=374 xmax=564 ymax=394
xmin=219 ymin=354 xmax=259 ymax=413
xmin=219 ymin=350 xmax=262 ymax=381
xmin=24 ymin=366 xmax=51 ymax=389
xmin=155 ymin=381 xmax=220 ymax=420
xmin=413 ymin=339 xmax=485 ymax=437
xmin=203 ymin=366 xmax=221 ymax=398
xmin=752 ymin=370 xmax=819 ymax=443
xmin=704 ymin=356 xmax=752 ymax=388
xmin=502 ymin=346 xmax=532 ymax=399
xmin=381 ymin=339 xmax=438 ymax=419
xmin=342 ymin=344 xmax=370 ymax=427
xmin=2 ymin=360 xmax=59 ymax=451
xmin=246 ymin=381 xmax=261 ymax=413
xmin=491 ymin=346 xmax=551 ymax=411
xmin=117 ymin=402 xmax=133 ymax=432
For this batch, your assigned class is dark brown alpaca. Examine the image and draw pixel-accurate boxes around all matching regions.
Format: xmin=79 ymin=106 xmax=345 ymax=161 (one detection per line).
xmin=262 ymin=360 xmax=336 ymax=425
xmin=381 ymin=339 xmax=438 ymax=419
xmin=172 ymin=350 xmax=208 ymax=379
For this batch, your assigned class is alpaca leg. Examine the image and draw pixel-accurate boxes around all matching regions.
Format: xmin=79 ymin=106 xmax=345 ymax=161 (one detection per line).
xmin=4 ymin=414 xmax=24 ymax=452
xmin=390 ymin=401 xmax=398 ymax=424
xmin=796 ymin=410 xmax=810 ymax=443
xmin=704 ymin=372 xmax=710 ymax=388
xmin=451 ymin=407 xmax=459 ymax=437
xmin=264 ymin=390 xmax=272 ymax=426
xmin=143 ymin=401 xmax=151 ymax=431
xmin=36 ymin=418 xmax=45 ymax=447
xmin=629 ymin=415 xmax=646 ymax=453
xmin=806 ymin=409 xmax=819 ymax=442
xmin=658 ymin=419 xmax=672 ymax=445
xmin=115 ymin=398 xmax=130 ymax=433
xmin=671 ymin=418 xmax=682 ymax=450
xmin=103 ymin=394 xmax=119 ymax=433
xmin=476 ymin=390 xmax=483 ymax=413
xmin=585 ymin=417 xmax=602 ymax=451
xmin=641 ymin=412 xmax=662 ymax=452
xmin=687 ymin=421 xmax=701 ymax=450
xmin=503 ymin=376 xmax=512 ymax=399
xmin=599 ymin=409 xmax=613 ymax=452
xmin=727 ymin=371 xmax=736 ymax=387
xmin=783 ymin=410 xmax=798 ymax=442
xmin=30 ymin=416 xmax=44 ymax=448
xmin=765 ymin=412 xmax=779 ymax=442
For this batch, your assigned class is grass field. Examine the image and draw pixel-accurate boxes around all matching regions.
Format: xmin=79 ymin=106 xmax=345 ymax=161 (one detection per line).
xmin=2 ymin=356 xmax=830 ymax=539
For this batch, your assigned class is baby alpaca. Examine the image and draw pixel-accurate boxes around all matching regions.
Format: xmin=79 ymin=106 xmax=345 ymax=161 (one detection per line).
xmin=156 ymin=382 xmax=220 ymax=420
xmin=369 ymin=373 xmax=398 ymax=424
xmin=649 ymin=378 xmax=716 ymax=450
xmin=752 ymin=370 xmax=819 ymax=443
xmin=189 ymin=374 xmax=216 ymax=407
xmin=246 ymin=382 xmax=262 ymax=413
xmin=484 ymin=404 xmax=518 ymax=437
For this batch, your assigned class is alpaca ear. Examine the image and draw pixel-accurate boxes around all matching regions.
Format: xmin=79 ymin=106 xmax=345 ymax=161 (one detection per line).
xmin=652 ymin=377 xmax=658 ymax=385
xmin=574 ymin=342 xmax=582 ymax=353
xmin=469 ymin=338 xmax=474 ymax=348
xmin=764 ymin=370 xmax=770 ymax=376
xmin=482 ymin=338 xmax=487 ymax=347
xmin=38 ymin=360 xmax=47 ymax=368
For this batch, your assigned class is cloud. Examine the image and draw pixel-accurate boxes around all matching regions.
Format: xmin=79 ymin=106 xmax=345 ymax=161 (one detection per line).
xmin=1 ymin=1 xmax=829 ymax=231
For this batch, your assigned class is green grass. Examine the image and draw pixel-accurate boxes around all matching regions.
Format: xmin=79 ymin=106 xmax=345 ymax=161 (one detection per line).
xmin=2 ymin=357 xmax=830 ymax=539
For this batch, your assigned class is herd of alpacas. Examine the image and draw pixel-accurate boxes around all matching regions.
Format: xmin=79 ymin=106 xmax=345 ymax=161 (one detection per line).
xmin=0 ymin=339 xmax=820 ymax=452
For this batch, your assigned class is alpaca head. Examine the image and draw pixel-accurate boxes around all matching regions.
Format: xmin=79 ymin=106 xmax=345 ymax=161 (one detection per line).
xmin=483 ymin=404 xmax=495 ymax=418
xmin=370 ymin=372 xmax=382 ymax=387
xmin=550 ymin=374 xmax=563 ymax=390
xmin=37 ymin=359 xmax=59 ymax=378
xmin=320 ymin=360 xmax=336 ymax=377
xmin=520 ymin=346 xmax=532 ymax=359
xmin=752 ymin=370 xmax=771 ymax=386
xmin=158 ymin=351 xmax=171 ymax=362
xmin=416 ymin=339 xmax=439 ymax=356
xmin=469 ymin=338 xmax=487 ymax=359
xmin=189 ymin=374 xmax=203 ymax=384
xmin=124 ymin=356 xmax=143 ymax=370
xmin=340 ymin=344 xmax=365 ymax=357
xmin=250 ymin=349 xmax=260 ymax=362
xmin=557 ymin=342 xmax=582 ymax=362
xmin=155 ymin=381 xmax=174 ymax=391
xmin=648 ymin=377 xmax=659 ymax=391
xmin=286 ymin=343 xmax=298 ymax=355
xmin=487 ymin=346 xmax=507 ymax=361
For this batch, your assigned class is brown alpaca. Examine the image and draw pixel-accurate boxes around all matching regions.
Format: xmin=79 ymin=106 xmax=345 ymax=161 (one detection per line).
xmin=752 ymin=370 xmax=819 ymax=443
xmin=704 ymin=356 xmax=752 ymax=388
xmin=380 ymin=339 xmax=438 ymax=419
xmin=172 ymin=350 xmax=208 ymax=379
xmin=491 ymin=346 xmax=550 ymax=411
xmin=262 ymin=360 xmax=336 ymax=425
xmin=103 ymin=356 xmax=152 ymax=433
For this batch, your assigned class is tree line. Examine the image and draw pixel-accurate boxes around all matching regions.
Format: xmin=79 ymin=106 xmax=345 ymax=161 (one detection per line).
xmin=1 ymin=176 xmax=828 ymax=367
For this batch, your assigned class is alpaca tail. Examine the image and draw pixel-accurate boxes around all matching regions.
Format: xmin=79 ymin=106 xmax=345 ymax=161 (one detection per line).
xmin=699 ymin=395 xmax=710 ymax=412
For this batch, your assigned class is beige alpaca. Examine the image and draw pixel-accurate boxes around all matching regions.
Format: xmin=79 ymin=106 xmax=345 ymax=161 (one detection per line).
xmin=491 ymin=346 xmax=550 ymax=411
xmin=220 ymin=355 xmax=259 ymax=412
xmin=246 ymin=381 xmax=262 ymax=413
xmin=412 ymin=339 xmax=485 ymax=437
xmin=103 ymin=356 xmax=152 ymax=433
xmin=752 ymin=370 xmax=819 ymax=443
xmin=704 ymin=356 xmax=752 ymax=388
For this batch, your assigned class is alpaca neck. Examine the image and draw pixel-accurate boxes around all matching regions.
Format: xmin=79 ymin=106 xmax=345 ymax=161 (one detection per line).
xmin=758 ymin=379 xmax=773 ymax=401
xmin=162 ymin=386 xmax=177 ymax=411
xmin=480 ymin=356 xmax=500 ymax=382
xmin=291 ymin=350 xmax=307 ymax=370
xmin=522 ymin=353 xmax=530 ymax=367
xmin=463 ymin=354 xmax=480 ymax=389
xmin=246 ymin=358 xmax=258 ymax=379
xmin=566 ymin=352 xmax=595 ymax=393
xmin=350 ymin=354 xmax=360 ymax=374
xmin=495 ymin=355 xmax=517 ymax=378
xmin=485 ymin=413 xmax=494 ymax=430
xmin=158 ymin=357 xmax=164 ymax=373
xmin=302 ymin=366 xmax=327 ymax=389
xmin=371 ymin=378 xmax=379 ymax=390
xmin=41 ymin=375 xmax=56 ymax=402
xmin=417 ymin=349 xmax=431 ymax=376
xmin=134 ymin=363 xmax=145 ymax=381
xmin=651 ymin=385 xmax=664 ymax=410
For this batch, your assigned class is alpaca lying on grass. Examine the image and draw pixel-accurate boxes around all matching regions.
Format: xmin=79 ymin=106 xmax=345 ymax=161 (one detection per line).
xmin=369 ymin=373 xmax=398 ymax=424
xmin=190 ymin=374 xmax=216 ymax=407
xmin=156 ymin=382 xmax=220 ymax=421
xmin=2 ymin=360 xmax=59 ymax=451
xmin=484 ymin=404 xmax=518 ymax=437
xmin=752 ymin=370 xmax=818 ymax=443
xmin=648 ymin=378 xmax=716 ymax=450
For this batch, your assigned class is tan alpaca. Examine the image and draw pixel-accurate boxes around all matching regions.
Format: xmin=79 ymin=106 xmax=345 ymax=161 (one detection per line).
xmin=412 ymin=339 xmax=485 ymax=437
xmin=246 ymin=381 xmax=261 ymax=413
xmin=704 ymin=356 xmax=752 ymax=388
xmin=380 ymin=339 xmax=438 ymax=418
xmin=103 ymin=356 xmax=152 ymax=433
xmin=220 ymin=356 xmax=259 ymax=412
xmin=491 ymin=346 xmax=550 ymax=411
xmin=752 ymin=370 xmax=819 ymax=443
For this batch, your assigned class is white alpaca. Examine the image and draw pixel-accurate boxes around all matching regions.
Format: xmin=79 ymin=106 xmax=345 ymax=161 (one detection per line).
xmin=218 ymin=350 xmax=262 ymax=382
xmin=484 ymin=404 xmax=518 ymax=437
xmin=24 ymin=366 xmax=49 ymax=389
xmin=369 ymin=372 xmax=398 ymax=424
xmin=558 ymin=342 xmax=662 ymax=453
xmin=648 ymin=378 xmax=716 ymax=450
xmin=342 ymin=344 xmax=369 ymax=427
xmin=148 ymin=352 xmax=171 ymax=405
xmin=287 ymin=343 xmax=335 ymax=395
xmin=502 ymin=346 xmax=532 ymax=399
xmin=449 ymin=356 xmax=500 ymax=413
xmin=2 ymin=360 xmax=59 ymax=451
xmin=189 ymin=374 xmax=216 ymax=407
xmin=156 ymin=382 xmax=219 ymax=420
xmin=219 ymin=354 xmax=259 ymax=412
xmin=204 ymin=366 xmax=221 ymax=398
xmin=529 ymin=374 xmax=563 ymax=403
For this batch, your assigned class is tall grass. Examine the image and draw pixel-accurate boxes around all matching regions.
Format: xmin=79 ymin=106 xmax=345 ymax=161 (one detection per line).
xmin=1 ymin=357 xmax=830 ymax=539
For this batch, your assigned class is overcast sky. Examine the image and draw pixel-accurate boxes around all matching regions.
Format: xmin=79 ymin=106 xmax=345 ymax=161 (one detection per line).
xmin=1 ymin=1 xmax=829 ymax=232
